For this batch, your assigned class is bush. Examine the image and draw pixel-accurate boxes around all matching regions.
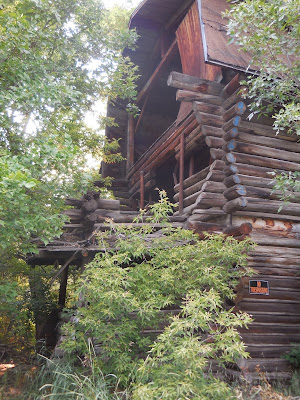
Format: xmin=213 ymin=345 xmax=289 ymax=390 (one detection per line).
xmin=61 ymin=192 xmax=253 ymax=398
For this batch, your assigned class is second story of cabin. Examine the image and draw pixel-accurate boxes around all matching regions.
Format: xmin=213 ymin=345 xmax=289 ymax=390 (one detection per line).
xmin=101 ymin=0 xmax=300 ymax=223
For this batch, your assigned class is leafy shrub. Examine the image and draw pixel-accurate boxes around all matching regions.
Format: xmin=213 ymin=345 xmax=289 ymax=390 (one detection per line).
xmin=61 ymin=192 xmax=253 ymax=398
xmin=283 ymin=344 xmax=300 ymax=369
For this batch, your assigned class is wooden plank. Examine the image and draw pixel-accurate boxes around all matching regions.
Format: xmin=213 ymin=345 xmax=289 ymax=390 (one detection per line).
xmin=241 ymin=276 xmax=300 ymax=289
xmin=174 ymin=176 xmax=206 ymax=202
xmin=175 ymin=1 xmax=222 ymax=80
xmin=238 ymin=120 xmax=297 ymax=141
xmin=224 ymin=174 xmax=274 ymax=189
xmin=234 ymin=210 xmax=300 ymax=222
xmin=224 ymin=162 xmax=287 ymax=179
xmin=222 ymin=87 xmax=248 ymax=110
xmin=225 ymin=152 xmax=300 ymax=173
xmin=127 ymin=116 xmax=135 ymax=171
xmin=240 ymin=288 xmax=300 ymax=302
xmin=179 ymin=132 xmax=184 ymax=215
xmin=245 ymin=197 xmax=300 ymax=216
xmin=225 ymin=139 xmax=300 ymax=163
xmin=225 ymin=130 xmax=300 ymax=153
xmin=210 ymin=148 xmax=225 ymax=160
xmin=220 ymin=73 xmax=240 ymax=98
xmin=249 ymin=233 xmax=300 ymax=247
xmin=239 ymin=323 xmax=300 ymax=335
xmin=205 ymin=136 xmax=225 ymax=149
xmin=237 ymin=300 xmax=300 ymax=314
xmin=192 ymin=101 xmax=223 ymax=116
xmin=174 ymin=165 xmax=210 ymax=192
xmin=176 ymin=89 xmax=223 ymax=105
xmin=196 ymin=192 xmax=227 ymax=208
xmin=223 ymin=101 xmax=247 ymax=122
xmin=202 ymin=125 xmax=224 ymax=138
xmin=167 ymin=71 xmax=224 ymax=95
xmin=177 ymin=125 xmax=202 ymax=148
xmin=195 ymin=111 xmax=224 ymax=128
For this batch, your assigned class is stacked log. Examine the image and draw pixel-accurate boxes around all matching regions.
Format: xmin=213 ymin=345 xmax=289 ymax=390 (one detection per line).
xmin=63 ymin=196 xmax=122 ymax=231
xmin=173 ymin=160 xmax=226 ymax=217
xmin=234 ymin=223 xmax=300 ymax=380
xmin=221 ymin=92 xmax=300 ymax=220
xmin=167 ymin=73 xmax=227 ymax=219
xmin=171 ymin=73 xmax=300 ymax=378
xmin=217 ymin=80 xmax=300 ymax=380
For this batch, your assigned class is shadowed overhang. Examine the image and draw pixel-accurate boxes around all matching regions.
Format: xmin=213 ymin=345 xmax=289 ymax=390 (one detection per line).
xmin=128 ymin=0 xmax=255 ymax=82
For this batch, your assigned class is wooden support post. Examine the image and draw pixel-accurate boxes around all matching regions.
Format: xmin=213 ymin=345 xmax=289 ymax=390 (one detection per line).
xmin=173 ymin=161 xmax=179 ymax=186
xmin=189 ymin=155 xmax=194 ymax=177
xmin=127 ymin=116 xmax=135 ymax=171
xmin=140 ymin=170 xmax=145 ymax=210
xmin=58 ymin=265 xmax=69 ymax=308
xmin=179 ymin=132 xmax=184 ymax=215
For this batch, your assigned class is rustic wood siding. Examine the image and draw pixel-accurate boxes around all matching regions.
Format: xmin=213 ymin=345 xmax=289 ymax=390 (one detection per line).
xmin=176 ymin=1 xmax=221 ymax=81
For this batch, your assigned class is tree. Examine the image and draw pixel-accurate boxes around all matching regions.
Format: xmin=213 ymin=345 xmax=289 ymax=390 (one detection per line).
xmin=226 ymin=0 xmax=299 ymax=135
xmin=0 ymin=0 xmax=138 ymax=351
xmin=0 ymin=0 xmax=138 ymax=254
xmin=226 ymin=0 xmax=300 ymax=198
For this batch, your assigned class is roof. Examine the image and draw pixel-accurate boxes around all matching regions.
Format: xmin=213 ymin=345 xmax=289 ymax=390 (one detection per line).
xmin=198 ymin=0 xmax=253 ymax=72
xmin=128 ymin=0 xmax=254 ymax=81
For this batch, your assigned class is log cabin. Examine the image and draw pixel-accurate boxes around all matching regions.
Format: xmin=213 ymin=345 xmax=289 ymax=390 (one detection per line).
xmin=28 ymin=0 xmax=300 ymax=381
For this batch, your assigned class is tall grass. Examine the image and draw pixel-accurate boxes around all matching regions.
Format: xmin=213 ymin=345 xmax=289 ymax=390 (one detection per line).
xmin=37 ymin=357 xmax=129 ymax=400
xmin=1 ymin=354 xmax=129 ymax=400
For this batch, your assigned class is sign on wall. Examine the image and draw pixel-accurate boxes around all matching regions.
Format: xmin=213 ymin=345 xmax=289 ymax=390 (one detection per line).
xmin=249 ymin=280 xmax=269 ymax=295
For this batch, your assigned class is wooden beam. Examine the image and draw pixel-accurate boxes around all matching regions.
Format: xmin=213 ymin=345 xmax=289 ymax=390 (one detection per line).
xmin=168 ymin=71 xmax=224 ymax=95
xmin=137 ymin=39 xmax=178 ymax=104
xmin=176 ymin=89 xmax=223 ymax=105
xmin=127 ymin=116 xmax=135 ymax=171
xmin=140 ymin=170 xmax=144 ymax=210
xmin=189 ymin=154 xmax=195 ymax=177
xmin=58 ymin=265 xmax=69 ymax=308
xmin=179 ymin=132 xmax=184 ymax=215
xmin=220 ymin=73 xmax=241 ymax=98
xmin=134 ymin=95 xmax=149 ymax=134
xmin=225 ymin=152 xmax=300 ymax=172
xmin=49 ymin=250 xmax=80 ymax=287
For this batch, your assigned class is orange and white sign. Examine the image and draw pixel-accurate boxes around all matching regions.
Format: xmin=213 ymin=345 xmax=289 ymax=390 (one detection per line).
xmin=249 ymin=280 xmax=269 ymax=295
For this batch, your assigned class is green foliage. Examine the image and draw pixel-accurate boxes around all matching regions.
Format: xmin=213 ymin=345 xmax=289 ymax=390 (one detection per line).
xmin=0 ymin=279 xmax=35 ymax=351
xmin=270 ymin=170 xmax=300 ymax=206
xmin=283 ymin=344 xmax=300 ymax=369
xmin=132 ymin=290 xmax=251 ymax=400
xmin=62 ymin=192 xmax=253 ymax=398
xmin=226 ymin=0 xmax=300 ymax=135
xmin=38 ymin=355 xmax=128 ymax=400
xmin=226 ymin=0 xmax=300 ymax=201
xmin=0 ymin=251 xmax=58 ymax=353
xmin=0 ymin=354 xmax=129 ymax=400
xmin=0 ymin=0 xmax=138 ymax=255
xmin=0 ymin=0 xmax=138 ymax=359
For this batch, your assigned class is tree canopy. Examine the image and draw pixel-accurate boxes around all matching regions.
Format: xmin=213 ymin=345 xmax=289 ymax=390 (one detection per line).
xmin=226 ymin=0 xmax=299 ymax=135
xmin=0 ymin=0 xmax=138 ymax=254
xmin=226 ymin=0 xmax=300 ymax=198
